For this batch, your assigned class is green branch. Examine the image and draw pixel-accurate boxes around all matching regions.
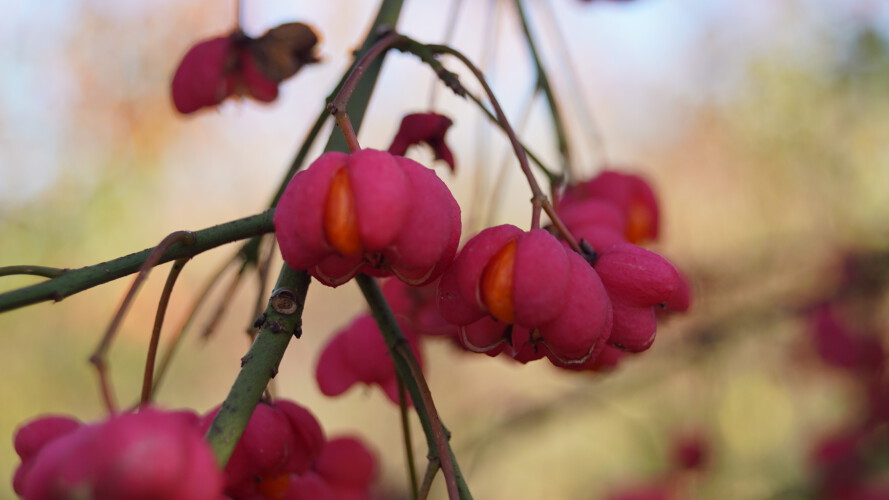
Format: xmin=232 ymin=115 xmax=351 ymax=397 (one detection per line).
xmin=0 ymin=210 xmax=274 ymax=314
xmin=0 ymin=265 xmax=67 ymax=279
xmin=205 ymin=265 xmax=310 ymax=464
xmin=356 ymin=274 xmax=473 ymax=499
xmin=204 ymin=0 xmax=406 ymax=467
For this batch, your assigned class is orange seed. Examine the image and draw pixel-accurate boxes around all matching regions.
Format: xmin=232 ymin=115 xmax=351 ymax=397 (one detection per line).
xmin=480 ymin=240 xmax=517 ymax=323
xmin=324 ymin=168 xmax=361 ymax=256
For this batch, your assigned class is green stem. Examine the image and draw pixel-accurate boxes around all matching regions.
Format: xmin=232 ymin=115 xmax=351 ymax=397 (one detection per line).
xmin=205 ymin=265 xmax=310 ymax=465
xmin=0 ymin=210 xmax=274 ymax=313
xmin=205 ymin=0 xmax=406 ymax=467
xmin=355 ymin=274 xmax=472 ymax=500
xmin=0 ymin=265 xmax=67 ymax=279
xmin=512 ymin=0 xmax=575 ymax=179
xmin=398 ymin=377 xmax=420 ymax=500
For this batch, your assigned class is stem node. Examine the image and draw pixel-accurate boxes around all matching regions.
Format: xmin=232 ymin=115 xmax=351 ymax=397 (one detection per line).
xmin=270 ymin=288 xmax=300 ymax=315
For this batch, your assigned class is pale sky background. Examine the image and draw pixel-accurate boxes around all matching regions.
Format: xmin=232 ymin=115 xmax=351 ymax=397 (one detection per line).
xmin=2 ymin=0 xmax=888 ymax=208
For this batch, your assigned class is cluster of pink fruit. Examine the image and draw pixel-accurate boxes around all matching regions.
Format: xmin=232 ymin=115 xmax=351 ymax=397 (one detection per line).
xmin=12 ymin=400 xmax=375 ymax=500
xmin=268 ymin=118 xmax=690 ymax=402
xmin=13 ymin=11 xmax=690 ymax=497
xmin=804 ymin=296 xmax=889 ymax=500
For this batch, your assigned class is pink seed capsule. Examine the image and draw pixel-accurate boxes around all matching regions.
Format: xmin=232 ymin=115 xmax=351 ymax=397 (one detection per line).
xmin=275 ymin=149 xmax=461 ymax=287
xmin=439 ymin=225 xmax=612 ymax=364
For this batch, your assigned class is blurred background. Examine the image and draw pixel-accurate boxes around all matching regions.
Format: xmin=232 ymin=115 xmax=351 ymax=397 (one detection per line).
xmin=2 ymin=0 xmax=889 ymax=498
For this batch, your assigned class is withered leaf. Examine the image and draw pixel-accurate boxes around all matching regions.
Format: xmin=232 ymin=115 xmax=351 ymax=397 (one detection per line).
xmin=251 ymin=22 xmax=321 ymax=83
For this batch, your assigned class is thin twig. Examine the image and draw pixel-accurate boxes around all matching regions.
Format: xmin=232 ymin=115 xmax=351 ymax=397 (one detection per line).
xmin=428 ymin=0 xmax=466 ymax=108
xmin=428 ymin=44 xmax=580 ymax=251
xmin=141 ymin=258 xmax=189 ymax=406
xmin=466 ymin=0 xmax=504 ymax=236
xmin=536 ymin=0 xmax=609 ymax=165
xmin=90 ymin=231 xmax=195 ymax=414
xmin=152 ymin=253 xmax=239 ymax=394
xmin=418 ymin=457 xmax=442 ymax=500
xmin=399 ymin=377 xmax=420 ymax=500
xmin=329 ymin=32 xmax=406 ymax=116
xmin=331 ymin=111 xmax=362 ymax=152
xmin=485 ymin=84 xmax=539 ymax=228
xmin=512 ymin=0 xmax=575 ymax=179
xmin=463 ymin=92 xmax=559 ymax=183
xmin=0 ymin=265 xmax=68 ymax=279
xmin=327 ymin=31 xmax=408 ymax=151
xmin=356 ymin=275 xmax=470 ymax=499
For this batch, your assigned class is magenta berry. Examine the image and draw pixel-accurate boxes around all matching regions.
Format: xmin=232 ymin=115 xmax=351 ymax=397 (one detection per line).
xmin=438 ymin=225 xmax=612 ymax=364
xmin=201 ymin=400 xmax=325 ymax=497
xmin=388 ymin=112 xmax=456 ymax=171
xmin=315 ymin=313 xmax=422 ymax=404
xmin=314 ymin=436 xmax=377 ymax=495
xmin=594 ymin=243 xmax=682 ymax=352
xmin=807 ymin=303 xmax=885 ymax=374
xmin=382 ymin=278 xmax=458 ymax=339
xmin=274 ymin=149 xmax=461 ymax=287
xmin=557 ymin=198 xmax=628 ymax=250
xmin=13 ymin=416 xmax=81 ymax=464
xmin=16 ymin=409 xmax=223 ymax=500
xmin=560 ymin=170 xmax=660 ymax=244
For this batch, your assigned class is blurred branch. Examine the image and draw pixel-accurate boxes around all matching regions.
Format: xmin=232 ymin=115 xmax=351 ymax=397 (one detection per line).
xmin=512 ymin=0 xmax=574 ymax=179
xmin=0 ymin=209 xmax=274 ymax=313
xmin=90 ymin=230 xmax=195 ymax=414
xmin=426 ymin=42 xmax=579 ymax=245
xmin=205 ymin=0 xmax=407 ymax=469
xmin=356 ymin=274 xmax=473 ymax=500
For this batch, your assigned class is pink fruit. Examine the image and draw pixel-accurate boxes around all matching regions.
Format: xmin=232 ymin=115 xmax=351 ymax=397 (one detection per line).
xmin=274 ymin=149 xmax=461 ymax=287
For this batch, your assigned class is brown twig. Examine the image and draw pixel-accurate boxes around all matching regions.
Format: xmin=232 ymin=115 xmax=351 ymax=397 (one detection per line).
xmin=427 ymin=44 xmax=580 ymax=251
xmin=399 ymin=342 xmax=460 ymax=499
xmin=327 ymin=31 xmax=408 ymax=152
xmin=399 ymin=377 xmax=420 ymax=500
xmin=355 ymin=274 xmax=467 ymax=499
xmin=151 ymin=253 xmax=239 ymax=394
xmin=90 ymin=231 xmax=195 ymax=414
xmin=418 ymin=457 xmax=442 ymax=500
xmin=140 ymin=258 xmax=189 ymax=406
